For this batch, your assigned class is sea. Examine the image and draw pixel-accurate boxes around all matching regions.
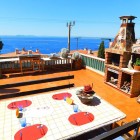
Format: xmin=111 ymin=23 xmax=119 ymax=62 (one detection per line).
xmin=0 ymin=36 xmax=111 ymax=55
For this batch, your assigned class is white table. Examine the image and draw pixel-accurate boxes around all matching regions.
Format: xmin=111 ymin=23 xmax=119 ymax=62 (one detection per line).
xmin=0 ymin=87 xmax=126 ymax=140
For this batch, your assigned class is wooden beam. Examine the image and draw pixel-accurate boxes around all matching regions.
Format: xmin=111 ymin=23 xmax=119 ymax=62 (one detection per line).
xmin=0 ymin=83 xmax=74 ymax=99
xmin=0 ymin=75 xmax=74 ymax=88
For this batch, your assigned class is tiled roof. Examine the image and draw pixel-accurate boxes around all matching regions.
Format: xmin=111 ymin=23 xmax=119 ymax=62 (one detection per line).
xmin=0 ymin=50 xmax=41 ymax=58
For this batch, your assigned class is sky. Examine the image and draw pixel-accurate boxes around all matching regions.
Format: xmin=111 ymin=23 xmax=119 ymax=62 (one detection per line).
xmin=0 ymin=0 xmax=140 ymax=38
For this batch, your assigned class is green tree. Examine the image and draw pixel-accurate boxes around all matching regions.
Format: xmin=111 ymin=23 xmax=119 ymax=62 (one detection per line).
xmin=98 ymin=41 xmax=105 ymax=58
xmin=0 ymin=40 xmax=3 ymax=52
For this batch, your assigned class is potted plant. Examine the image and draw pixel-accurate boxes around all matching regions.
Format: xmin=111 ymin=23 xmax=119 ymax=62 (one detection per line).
xmin=134 ymin=58 xmax=140 ymax=71
xmin=76 ymin=84 xmax=95 ymax=104
xmin=60 ymin=48 xmax=69 ymax=58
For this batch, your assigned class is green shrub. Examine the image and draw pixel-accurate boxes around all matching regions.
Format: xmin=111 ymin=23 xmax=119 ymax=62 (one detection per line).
xmin=134 ymin=58 xmax=140 ymax=66
xmin=0 ymin=40 xmax=3 ymax=51
xmin=98 ymin=41 xmax=105 ymax=59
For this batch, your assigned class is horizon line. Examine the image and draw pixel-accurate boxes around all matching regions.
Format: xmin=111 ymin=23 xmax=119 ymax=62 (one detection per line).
xmin=0 ymin=35 xmax=114 ymax=39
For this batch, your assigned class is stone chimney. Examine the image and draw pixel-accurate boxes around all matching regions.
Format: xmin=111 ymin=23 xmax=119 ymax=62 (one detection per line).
xmin=110 ymin=16 xmax=137 ymax=52
xmin=15 ymin=48 xmax=19 ymax=54
xmin=28 ymin=50 xmax=32 ymax=55
xmin=36 ymin=49 xmax=39 ymax=53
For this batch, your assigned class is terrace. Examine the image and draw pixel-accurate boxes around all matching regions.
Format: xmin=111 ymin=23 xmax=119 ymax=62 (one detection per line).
xmin=0 ymin=51 xmax=139 ymax=139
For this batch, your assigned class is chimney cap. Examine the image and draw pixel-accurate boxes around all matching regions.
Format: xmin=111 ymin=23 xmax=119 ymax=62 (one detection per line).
xmin=119 ymin=16 xmax=137 ymax=20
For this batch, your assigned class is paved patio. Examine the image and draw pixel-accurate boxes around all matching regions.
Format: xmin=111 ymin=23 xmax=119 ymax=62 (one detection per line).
xmin=0 ymin=69 xmax=139 ymax=139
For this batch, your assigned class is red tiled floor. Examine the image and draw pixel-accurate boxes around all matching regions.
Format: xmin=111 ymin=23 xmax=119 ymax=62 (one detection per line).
xmin=0 ymin=69 xmax=139 ymax=125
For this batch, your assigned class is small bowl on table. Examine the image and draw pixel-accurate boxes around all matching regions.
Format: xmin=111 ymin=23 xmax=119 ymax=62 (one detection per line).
xmin=76 ymin=90 xmax=95 ymax=104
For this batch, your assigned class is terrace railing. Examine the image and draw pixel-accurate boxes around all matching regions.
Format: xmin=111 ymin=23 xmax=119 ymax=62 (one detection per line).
xmin=0 ymin=57 xmax=72 ymax=73
xmin=42 ymin=57 xmax=73 ymax=71
xmin=0 ymin=54 xmax=105 ymax=75
xmin=81 ymin=54 xmax=105 ymax=75
xmin=43 ymin=58 xmax=72 ymax=68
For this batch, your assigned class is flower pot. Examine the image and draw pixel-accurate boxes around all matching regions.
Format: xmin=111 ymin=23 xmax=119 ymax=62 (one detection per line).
xmin=73 ymin=59 xmax=82 ymax=70
xmin=134 ymin=65 xmax=140 ymax=71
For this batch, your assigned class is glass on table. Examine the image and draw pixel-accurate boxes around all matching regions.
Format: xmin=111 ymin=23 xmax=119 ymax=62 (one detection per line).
xmin=18 ymin=105 xmax=23 ymax=111
xmin=64 ymin=96 xmax=67 ymax=101
xmin=64 ymin=92 xmax=69 ymax=101
xmin=73 ymin=104 xmax=78 ymax=112
xmin=19 ymin=117 xmax=27 ymax=127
